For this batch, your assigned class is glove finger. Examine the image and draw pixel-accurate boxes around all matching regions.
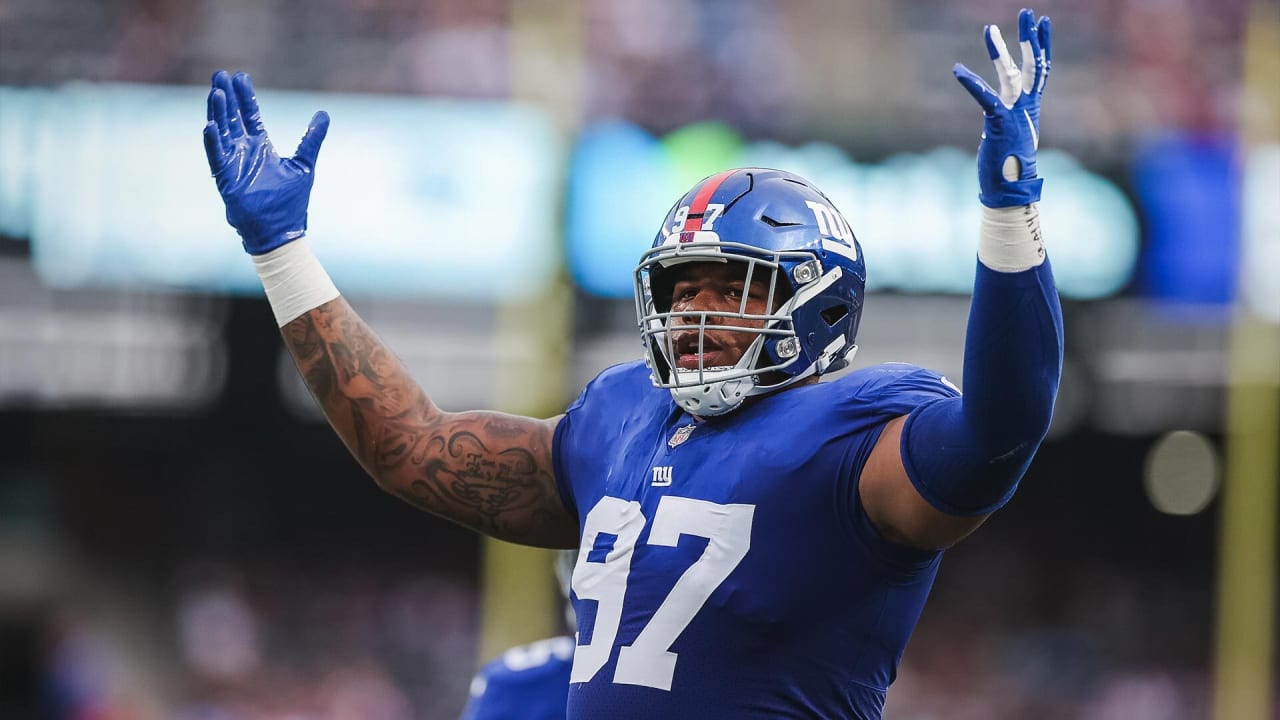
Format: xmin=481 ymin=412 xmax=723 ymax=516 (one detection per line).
xmin=1019 ymin=9 xmax=1041 ymax=95
xmin=203 ymin=121 xmax=226 ymax=175
xmin=212 ymin=70 xmax=244 ymax=139
xmin=985 ymin=24 xmax=1020 ymax=108
xmin=983 ymin=24 xmax=1000 ymax=60
xmin=953 ymin=63 xmax=999 ymax=114
xmin=1038 ymin=16 xmax=1052 ymax=93
xmin=208 ymin=88 xmax=232 ymax=140
xmin=208 ymin=70 xmax=228 ymax=120
xmin=293 ymin=111 xmax=330 ymax=169
xmin=233 ymin=72 xmax=266 ymax=136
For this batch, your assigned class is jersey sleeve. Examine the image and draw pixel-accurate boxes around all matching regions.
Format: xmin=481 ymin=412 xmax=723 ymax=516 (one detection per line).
xmin=552 ymin=385 xmax=590 ymax=522
xmin=840 ymin=363 xmax=962 ymax=416
xmin=552 ymin=361 xmax=654 ymax=524
xmin=834 ymin=364 xmax=962 ymax=570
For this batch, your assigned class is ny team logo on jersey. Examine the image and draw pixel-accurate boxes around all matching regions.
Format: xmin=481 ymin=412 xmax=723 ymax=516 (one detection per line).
xmin=652 ymin=466 xmax=674 ymax=486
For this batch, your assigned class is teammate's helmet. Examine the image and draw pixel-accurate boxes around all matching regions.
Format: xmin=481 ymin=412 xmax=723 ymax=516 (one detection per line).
xmin=634 ymin=168 xmax=866 ymax=416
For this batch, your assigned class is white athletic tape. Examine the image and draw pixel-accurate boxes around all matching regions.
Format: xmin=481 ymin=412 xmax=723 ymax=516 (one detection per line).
xmin=979 ymin=204 xmax=1046 ymax=273
xmin=251 ymin=240 xmax=340 ymax=327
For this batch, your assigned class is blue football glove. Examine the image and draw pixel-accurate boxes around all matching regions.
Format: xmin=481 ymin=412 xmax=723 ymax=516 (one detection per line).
xmin=953 ymin=8 xmax=1051 ymax=208
xmin=202 ymin=70 xmax=330 ymax=255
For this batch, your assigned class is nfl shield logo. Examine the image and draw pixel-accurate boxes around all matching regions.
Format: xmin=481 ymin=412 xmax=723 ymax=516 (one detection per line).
xmin=668 ymin=424 xmax=696 ymax=448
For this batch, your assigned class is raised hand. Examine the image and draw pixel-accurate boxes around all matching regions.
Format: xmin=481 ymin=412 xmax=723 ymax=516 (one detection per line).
xmin=203 ymin=70 xmax=330 ymax=254
xmin=953 ymin=8 xmax=1051 ymax=208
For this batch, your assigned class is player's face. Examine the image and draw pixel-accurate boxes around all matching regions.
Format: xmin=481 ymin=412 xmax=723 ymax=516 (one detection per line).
xmin=668 ymin=261 xmax=779 ymax=371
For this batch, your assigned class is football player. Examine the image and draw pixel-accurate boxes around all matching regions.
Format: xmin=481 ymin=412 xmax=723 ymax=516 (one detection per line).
xmin=458 ymin=551 xmax=576 ymax=720
xmin=203 ymin=9 xmax=1058 ymax=718
xmin=460 ymin=636 xmax=574 ymax=720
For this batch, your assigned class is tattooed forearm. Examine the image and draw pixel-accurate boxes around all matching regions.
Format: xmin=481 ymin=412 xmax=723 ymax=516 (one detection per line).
xmin=281 ymin=298 xmax=577 ymax=548
xmin=396 ymin=431 xmax=565 ymax=540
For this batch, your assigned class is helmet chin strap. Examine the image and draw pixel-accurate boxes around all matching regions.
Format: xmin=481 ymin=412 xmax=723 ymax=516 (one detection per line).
xmin=668 ymin=331 xmax=770 ymax=416
xmin=815 ymin=337 xmax=856 ymax=374
xmin=669 ymin=375 xmax=752 ymax=417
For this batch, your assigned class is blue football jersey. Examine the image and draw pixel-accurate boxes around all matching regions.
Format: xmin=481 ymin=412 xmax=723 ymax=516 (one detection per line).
xmin=552 ymin=360 xmax=961 ymax=720
xmin=459 ymin=636 xmax=574 ymax=720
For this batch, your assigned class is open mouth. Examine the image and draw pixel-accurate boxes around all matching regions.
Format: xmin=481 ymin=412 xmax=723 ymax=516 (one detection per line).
xmin=673 ymin=332 xmax=727 ymax=370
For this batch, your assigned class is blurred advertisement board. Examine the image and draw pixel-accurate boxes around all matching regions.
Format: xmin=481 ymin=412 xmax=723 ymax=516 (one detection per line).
xmin=1 ymin=84 xmax=562 ymax=301
xmin=10 ymin=88 xmax=1263 ymax=309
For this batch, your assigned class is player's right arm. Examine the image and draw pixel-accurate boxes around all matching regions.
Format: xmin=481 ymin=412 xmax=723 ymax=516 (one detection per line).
xmin=202 ymin=70 xmax=577 ymax=549
xmin=283 ymin=297 xmax=576 ymax=547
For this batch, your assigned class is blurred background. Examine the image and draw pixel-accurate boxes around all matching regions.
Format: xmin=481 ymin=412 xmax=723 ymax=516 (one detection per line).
xmin=0 ymin=0 xmax=1277 ymax=718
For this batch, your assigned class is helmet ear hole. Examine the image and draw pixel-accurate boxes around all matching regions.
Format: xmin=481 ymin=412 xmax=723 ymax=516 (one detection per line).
xmin=820 ymin=304 xmax=849 ymax=326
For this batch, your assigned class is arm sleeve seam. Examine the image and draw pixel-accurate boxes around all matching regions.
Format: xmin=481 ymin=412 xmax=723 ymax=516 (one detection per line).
xmin=551 ymin=398 xmax=587 ymax=525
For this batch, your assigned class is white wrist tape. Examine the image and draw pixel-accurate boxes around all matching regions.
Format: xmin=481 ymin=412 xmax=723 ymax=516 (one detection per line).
xmin=979 ymin=204 xmax=1046 ymax=273
xmin=251 ymin=240 xmax=340 ymax=327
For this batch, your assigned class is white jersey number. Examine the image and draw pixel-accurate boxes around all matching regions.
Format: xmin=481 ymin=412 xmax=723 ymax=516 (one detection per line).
xmin=669 ymin=203 xmax=726 ymax=234
xmin=569 ymin=495 xmax=756 ymax=691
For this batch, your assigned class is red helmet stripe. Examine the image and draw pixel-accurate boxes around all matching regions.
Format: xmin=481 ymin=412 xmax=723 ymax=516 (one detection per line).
xmin=681 ymin=169 xmax=737 ymax=232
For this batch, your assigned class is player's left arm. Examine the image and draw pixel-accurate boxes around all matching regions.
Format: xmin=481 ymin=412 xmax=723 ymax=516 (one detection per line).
xmin=860 ymin=9 xmax=1061 ymax=551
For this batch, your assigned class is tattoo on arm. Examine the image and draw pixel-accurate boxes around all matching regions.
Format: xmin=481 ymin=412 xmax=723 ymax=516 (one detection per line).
xmin=281 ymin=298 xmax=577 ymax=548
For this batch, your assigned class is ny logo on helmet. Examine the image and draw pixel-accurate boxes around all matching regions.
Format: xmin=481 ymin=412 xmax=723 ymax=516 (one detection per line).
xmin=805 ymin=201 xmax=857 ymax=261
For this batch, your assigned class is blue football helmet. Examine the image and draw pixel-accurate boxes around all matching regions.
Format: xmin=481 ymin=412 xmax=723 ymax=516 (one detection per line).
xmin=634 ymin=168 xmax=866 ymax=416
